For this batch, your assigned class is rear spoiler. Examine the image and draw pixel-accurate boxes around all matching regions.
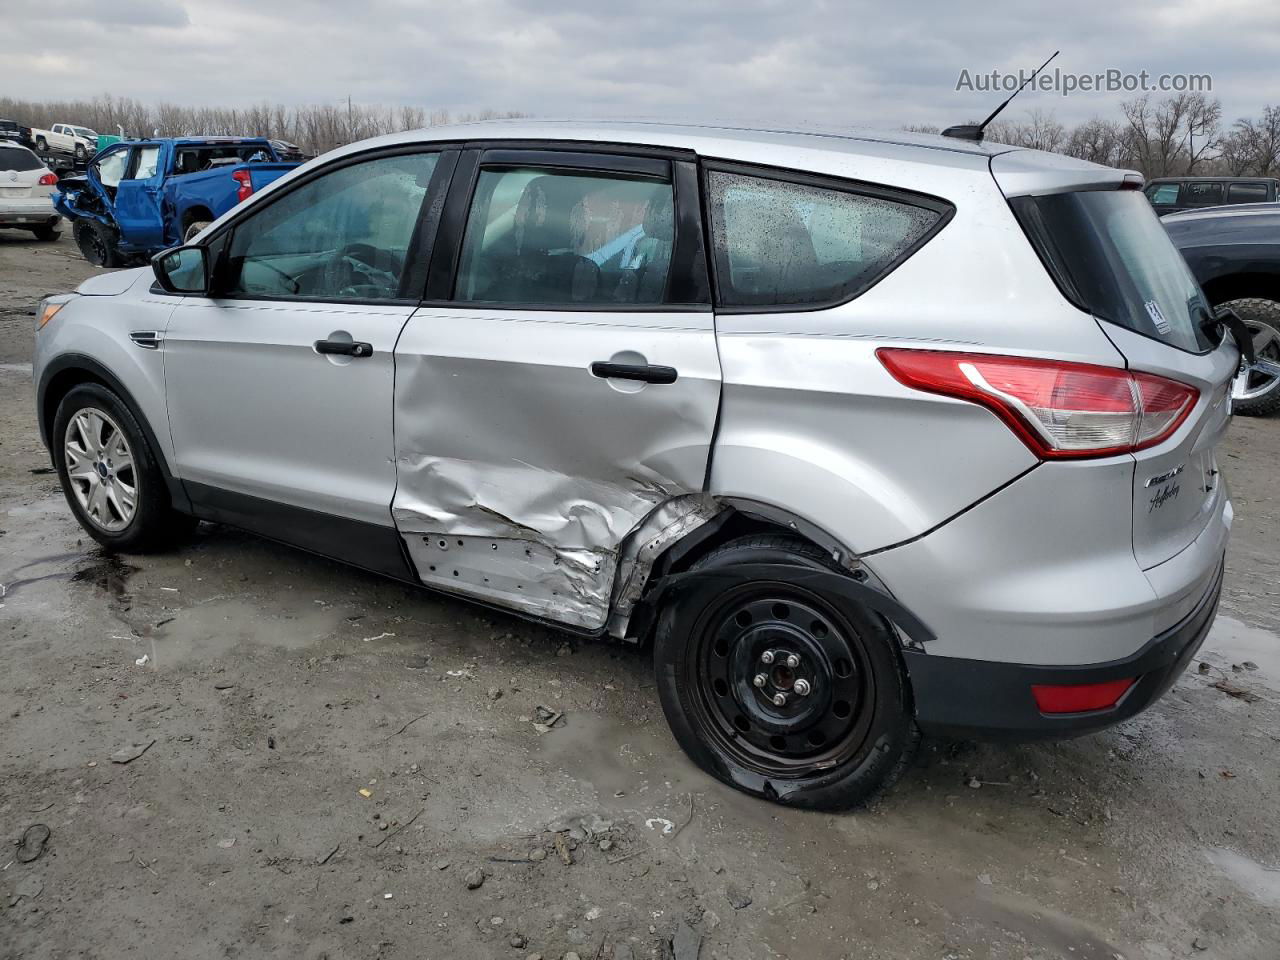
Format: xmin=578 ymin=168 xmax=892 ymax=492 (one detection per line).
xmin=990 ymin=150 xmax=1141 ymax=198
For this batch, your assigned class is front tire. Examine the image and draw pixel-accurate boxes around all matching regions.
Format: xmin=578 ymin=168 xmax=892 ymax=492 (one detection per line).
xmin=75 ymin=143 xmax=87 ymax=160
xmin=1222 ymin=298 xmax=1280 ymax=417
xmin=32 ymin=223 xmax=61 ymax=242
xmin=653 ymin=535 xmax=918 ymax=809
xmin=73 ymin=219 xmax=121 ymax=267
xmin=52 ymin=383 xmax=196 ymax=552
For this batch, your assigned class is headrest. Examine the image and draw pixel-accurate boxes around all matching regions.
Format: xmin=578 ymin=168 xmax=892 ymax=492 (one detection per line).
xmin=642 ymin=192 xmax=675 ymax=242
xmin=514 ymin=175 xmax=583 ymax=255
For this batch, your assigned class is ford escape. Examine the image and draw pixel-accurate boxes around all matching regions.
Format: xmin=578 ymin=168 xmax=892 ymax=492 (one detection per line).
xmin=33 ymin=120 xmax=1237 ymax=808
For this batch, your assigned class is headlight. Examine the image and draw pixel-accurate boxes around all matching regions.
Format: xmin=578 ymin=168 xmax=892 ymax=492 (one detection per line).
xmin=36 ymin=294 xmax=76 ymax=332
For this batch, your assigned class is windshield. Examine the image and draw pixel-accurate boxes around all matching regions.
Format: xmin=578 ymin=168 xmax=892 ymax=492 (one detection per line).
xmin=1011 ymin=189 xmax=1214 ymax=353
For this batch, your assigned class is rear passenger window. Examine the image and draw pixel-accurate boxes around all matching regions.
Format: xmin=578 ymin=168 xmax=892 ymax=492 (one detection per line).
xmin=455 ymin=168 xmax=674 ymax=305
xmin=1227 ymin=182 xmax=1268 ymax=203
xmin=1183 ymin=182 xmax=1224 ymax=207
xmin=1147 ymin=183 xmax=1180 ymax=205
xmin=707 ymin=171 xmax=944 ymax=308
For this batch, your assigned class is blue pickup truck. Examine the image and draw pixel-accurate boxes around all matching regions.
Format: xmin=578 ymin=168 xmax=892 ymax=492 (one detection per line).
xmin=54 ymin=137 xmax=300 ymax=266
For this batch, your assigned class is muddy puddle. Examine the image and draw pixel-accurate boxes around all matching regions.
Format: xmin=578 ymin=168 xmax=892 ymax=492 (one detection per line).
xmin=1201 ymin=614 xmax=1280 ymax=684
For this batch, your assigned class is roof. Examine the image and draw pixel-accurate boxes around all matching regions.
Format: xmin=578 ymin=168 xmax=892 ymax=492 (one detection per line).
xmin=311 ymin=117 xmax=1126 ymax=198
xmin=358 ymin=117 xmax=1020 ymax=158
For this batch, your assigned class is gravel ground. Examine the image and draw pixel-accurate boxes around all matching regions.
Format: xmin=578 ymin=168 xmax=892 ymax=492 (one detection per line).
xmin=2 ymin=231 xmax=1278 ymax=960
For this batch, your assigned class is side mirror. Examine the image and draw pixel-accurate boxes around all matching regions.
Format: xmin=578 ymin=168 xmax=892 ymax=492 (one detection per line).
xmin=151 ymin=245 xmax=209 ymax=295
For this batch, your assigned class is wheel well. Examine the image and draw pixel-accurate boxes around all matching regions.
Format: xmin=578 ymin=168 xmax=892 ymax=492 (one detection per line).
xmin=181 ymin=206 xmax=214 ymax=230
xmin=38 ymin=359 xmax=191 ymax=513
xmin=1200 ymin=272 xmax=1280 ymax=307
xmin=40 ymin=366 xmax=108 ymax=448
xmin=618 ymin=506 xmax=853 ymax=647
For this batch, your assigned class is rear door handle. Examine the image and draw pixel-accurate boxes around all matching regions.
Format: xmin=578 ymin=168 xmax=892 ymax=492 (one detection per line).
xmin=590 ymin=361 xmax=678 ymax=384
xmin=315 ymin=339 xmax=373 ymax=358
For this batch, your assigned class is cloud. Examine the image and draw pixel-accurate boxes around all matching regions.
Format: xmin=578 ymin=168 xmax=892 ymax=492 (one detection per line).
xmin=1 ymin=0 xmax=1277 ymax=131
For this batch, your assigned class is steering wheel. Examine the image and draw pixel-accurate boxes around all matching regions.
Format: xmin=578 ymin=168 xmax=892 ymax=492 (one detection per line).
xmin=323 ymin=243 xmax=403 ymax=298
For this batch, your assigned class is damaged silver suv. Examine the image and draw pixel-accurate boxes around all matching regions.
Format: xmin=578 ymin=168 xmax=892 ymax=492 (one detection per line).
xmin=34 ymin=121 xmax=1237 ymax=808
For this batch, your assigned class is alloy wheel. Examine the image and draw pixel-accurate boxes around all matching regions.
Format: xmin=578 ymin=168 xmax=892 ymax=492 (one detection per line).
xmin=63 ymin=407 xmax=138 ymax=533
xmin=1232 ymin=319 xmax=1280 ymax=402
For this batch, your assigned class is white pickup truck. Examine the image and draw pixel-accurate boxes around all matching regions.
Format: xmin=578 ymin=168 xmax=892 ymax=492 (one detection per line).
xmin=31 ymin=123 xmax=98 ymax=159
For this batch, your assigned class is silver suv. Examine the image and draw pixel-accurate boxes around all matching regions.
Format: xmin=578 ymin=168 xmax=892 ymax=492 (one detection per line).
xmin=33 ymin=121 xmax=1237 ymax=808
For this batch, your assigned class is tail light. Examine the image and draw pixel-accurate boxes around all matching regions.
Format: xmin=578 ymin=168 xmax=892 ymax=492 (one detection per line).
xmin=877 ymin=349 xmax=1198 ymax=459
xmin=232 ymin=169 xmax=253 ymax=203
xmin=38 ymin=172 xmax=57 ymax=185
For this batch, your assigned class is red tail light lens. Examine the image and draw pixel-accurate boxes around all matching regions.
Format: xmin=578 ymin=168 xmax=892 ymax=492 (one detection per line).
xmin=232 ymin=169 xmax=253 ymax=203
xmin=877 ymin=349 xmax=1198 ymax=460
xmin=38 ymin=172 xmax=57 ymax=185
xmin=1032 ymin=677 xmax=1135 ymax=714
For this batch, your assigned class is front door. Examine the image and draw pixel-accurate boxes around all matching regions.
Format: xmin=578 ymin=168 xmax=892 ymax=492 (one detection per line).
xmin=112 ymin=143 xmax=164 ymax=252
xmin=163 ymin=147 xmax=456 ymax=576
xmin=392 ymin=148 xmax=721 ymax=630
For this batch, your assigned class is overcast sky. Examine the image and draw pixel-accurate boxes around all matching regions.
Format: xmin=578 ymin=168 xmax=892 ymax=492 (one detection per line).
xmin=5 ymin=0 xmax=1279 ymax=132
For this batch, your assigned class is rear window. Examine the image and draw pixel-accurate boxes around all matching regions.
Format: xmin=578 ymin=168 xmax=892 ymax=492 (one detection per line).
xmin=707 ymin=170 xmax=946 ymax=308
xmin=1011 ymin=189 xmax=1214 ymax=354
xmin=1227 ymin=181 xmax=1269 ymax=203
xmin=0 ymin=145 xmax=42 ymax=172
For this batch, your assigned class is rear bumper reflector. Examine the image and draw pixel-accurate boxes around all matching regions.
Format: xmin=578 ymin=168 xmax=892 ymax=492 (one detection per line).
xmin=1031 ymin=677 xmax=1136 ymax=714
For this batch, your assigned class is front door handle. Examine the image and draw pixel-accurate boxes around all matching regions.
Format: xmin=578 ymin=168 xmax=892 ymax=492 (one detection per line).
xmin=315 ymin=339 xmax=373 ymax=358
xmin=590 ymin=361 xmax=678 ymax=384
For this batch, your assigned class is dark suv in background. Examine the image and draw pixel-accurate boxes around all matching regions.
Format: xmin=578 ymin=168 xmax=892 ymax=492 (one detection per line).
xmin=1145 ymin=176 xmax=1280 ymax=216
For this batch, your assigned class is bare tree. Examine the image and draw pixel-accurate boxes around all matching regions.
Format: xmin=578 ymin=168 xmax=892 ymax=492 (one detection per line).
xmin=0 ymin=96 xmax=525 ymax=155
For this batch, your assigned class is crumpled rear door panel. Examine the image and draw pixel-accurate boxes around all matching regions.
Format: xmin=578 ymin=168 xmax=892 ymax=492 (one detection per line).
xmin=392 ymin=308 xmax=721 ymax=630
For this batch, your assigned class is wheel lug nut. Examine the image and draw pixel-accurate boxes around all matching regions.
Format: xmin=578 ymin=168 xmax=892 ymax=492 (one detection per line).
xmin=752 ymin=673 xmax=767 ymax=688
xmin=786 ymin=653 xmax=800 ymax=668
xmin=760 ymin=650 xmax=775 ymax=665
xmin=794 ymin=679 xmax=811 ymax=696
xmin=771 ymin=693 xmax=787 ymax=707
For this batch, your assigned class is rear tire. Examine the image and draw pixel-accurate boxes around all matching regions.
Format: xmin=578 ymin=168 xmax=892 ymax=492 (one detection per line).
xmin=73 ymin=219 xmax=121 ymax=267
xmin=653 ymin=534 xmax=919 ymax=809
xmin=32 ymin=223 xmax=61 ymax=242
xmin=52 ymin=383 xmax=196 ymax=552
xmin=1222 ymin=298 xmax=1280 ymax=417
xmin=183 ymin=220 xmax=212 ymax=244
xmin=35 ymin=135 xmax=47 ymax=151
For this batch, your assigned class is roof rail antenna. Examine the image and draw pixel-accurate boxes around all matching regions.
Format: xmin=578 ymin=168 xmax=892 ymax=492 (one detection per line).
xmin=942 ymin=50 xmax=1060 ymax=142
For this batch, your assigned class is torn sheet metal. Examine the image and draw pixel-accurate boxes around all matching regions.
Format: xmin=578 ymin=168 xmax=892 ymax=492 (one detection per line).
xmin=391 ymin=307 xmax=722 ymax=631
xmin=606 ymin=494 xmax=723 ymax=638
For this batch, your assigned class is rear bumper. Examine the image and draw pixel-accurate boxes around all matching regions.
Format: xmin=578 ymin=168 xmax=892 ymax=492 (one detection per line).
xmin=0 ymin=196 xmax=58 ymax=225
xmin=902 ymin=556 xmax=1223 ymax=740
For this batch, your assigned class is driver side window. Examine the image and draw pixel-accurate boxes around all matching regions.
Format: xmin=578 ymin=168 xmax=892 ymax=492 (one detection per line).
xmin=94 ymin=149 xmax=129 ymax=189
xmin=223 ymin=151 xmax=440 ymax=301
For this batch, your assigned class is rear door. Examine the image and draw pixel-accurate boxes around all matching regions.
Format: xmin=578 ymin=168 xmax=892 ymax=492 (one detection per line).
xmin=391 ymin=146 xmax=720 ymax=630
xmin=112 ymin=143 xmax=164 ymax=250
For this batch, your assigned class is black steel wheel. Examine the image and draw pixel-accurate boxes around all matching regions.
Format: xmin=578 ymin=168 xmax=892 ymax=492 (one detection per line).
xmin=689 ymin=588 xmax=875 ymax=777
xmin=654 ymin=535 xmax=918 ymax=809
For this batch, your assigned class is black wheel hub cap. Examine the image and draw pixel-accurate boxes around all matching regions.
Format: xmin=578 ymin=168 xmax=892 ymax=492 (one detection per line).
xmin=696 ymin=590 xmax=872 ymax=775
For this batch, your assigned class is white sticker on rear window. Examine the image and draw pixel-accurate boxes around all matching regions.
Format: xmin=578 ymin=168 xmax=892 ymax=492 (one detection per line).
xmin=1144 ymin=299 xmax=1172 ymax=335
